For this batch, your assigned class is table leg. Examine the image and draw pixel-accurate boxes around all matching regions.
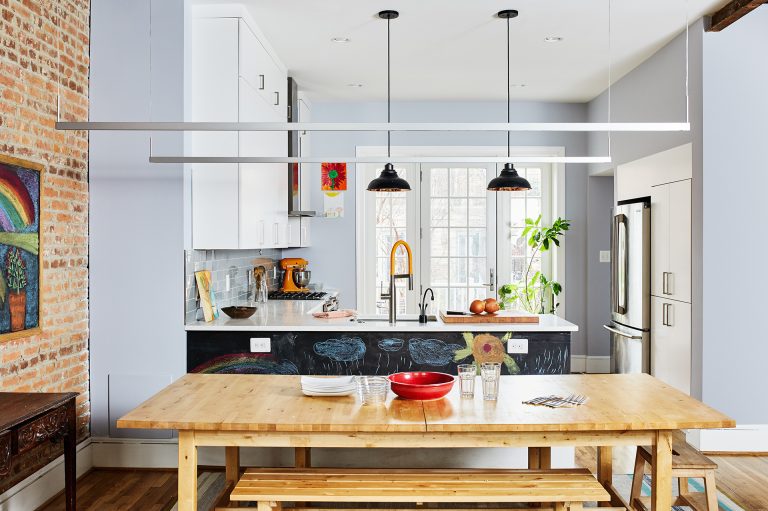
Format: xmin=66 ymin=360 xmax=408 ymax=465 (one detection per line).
xmin=596 ymin=446 xmax=612 ymax=508
xmin=178 ymin=431 xmax=198 ymax=511
xmin=651 ymin=431 xmax=673 ymax=511
xmin=294 ymin=447 xmax=311 ymax=468
xmin=226 ymin=446 xmax=240 ymax=483
xmin=64 ymin=399 xmax=76 ymax=511
xmin=528 ymin=447 xmax=541 ymax=469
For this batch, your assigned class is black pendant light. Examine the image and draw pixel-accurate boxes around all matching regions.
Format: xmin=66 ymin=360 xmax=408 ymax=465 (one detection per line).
xmin=367 ymin=10 xmax=411 ymax=192
xmin=487 ymin=10 xmax=532 ymax=192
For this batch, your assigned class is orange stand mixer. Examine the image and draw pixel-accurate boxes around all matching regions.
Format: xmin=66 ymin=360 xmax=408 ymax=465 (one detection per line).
xmin=280 ymin=258 xmax=310 ymax=292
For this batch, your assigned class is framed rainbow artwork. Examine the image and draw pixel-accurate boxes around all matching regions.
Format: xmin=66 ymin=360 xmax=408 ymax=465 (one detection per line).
xmin=0 ymin=155 xmax=42 ymax=341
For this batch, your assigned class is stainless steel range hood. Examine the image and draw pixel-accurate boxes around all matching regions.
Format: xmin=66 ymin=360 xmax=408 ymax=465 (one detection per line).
xmin=287 ymin=77 xmax=316 ymax=217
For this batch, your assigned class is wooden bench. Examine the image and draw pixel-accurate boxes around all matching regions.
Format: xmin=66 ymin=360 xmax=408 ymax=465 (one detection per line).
xmin=228 ymin=468 xmax=611 ymax=511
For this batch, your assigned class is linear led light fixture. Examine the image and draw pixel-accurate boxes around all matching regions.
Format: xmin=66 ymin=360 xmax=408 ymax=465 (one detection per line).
xmin=148 ymin=155 xmax=612 ymax=164
xmin=55 ymin=121 xmax=690 ymax=133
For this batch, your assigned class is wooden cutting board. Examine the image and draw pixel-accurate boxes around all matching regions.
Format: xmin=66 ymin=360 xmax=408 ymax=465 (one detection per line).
xmin=440 ymin=310 xmax=540 ymax=324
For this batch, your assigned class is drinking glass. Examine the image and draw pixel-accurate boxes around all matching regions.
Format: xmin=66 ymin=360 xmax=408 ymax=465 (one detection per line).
xmin=457 ymin=364 xmax=477 ymax=398
xmin=481 ymin=362 xmax=502 ymax=401
xmin=356 ymin=376 xmax=389 ymax=405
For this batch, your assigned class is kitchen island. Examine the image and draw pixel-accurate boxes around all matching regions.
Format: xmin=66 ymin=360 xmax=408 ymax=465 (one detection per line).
xmin=186 ymin=300 xmax=577 ymax=375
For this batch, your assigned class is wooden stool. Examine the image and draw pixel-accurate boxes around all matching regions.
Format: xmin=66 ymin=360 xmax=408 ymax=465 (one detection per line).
xmin=630 ymin=440 xmax=718 ymax=511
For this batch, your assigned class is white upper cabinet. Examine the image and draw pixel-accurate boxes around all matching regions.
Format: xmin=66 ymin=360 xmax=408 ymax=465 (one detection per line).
xmin=287 ymin=94 xmax=312 ymax=248
xmin=187 ymin=11 xmax=288 ymax=250
xmin=651 ymin=179 xmax=692 ymax=303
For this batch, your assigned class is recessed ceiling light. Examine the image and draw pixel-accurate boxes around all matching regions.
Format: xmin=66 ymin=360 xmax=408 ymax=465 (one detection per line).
xmin=331 ymin=37 xmax=351 ymax=43
xmin=544 ymin=36 xmax=563 ymax=43
xmin=346 ymin=83 xmax=363 ymax=88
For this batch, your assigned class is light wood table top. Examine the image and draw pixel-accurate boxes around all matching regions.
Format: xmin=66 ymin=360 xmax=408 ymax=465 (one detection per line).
xmin=424 ymin=373 xmax=735 ymax=432
xmin=117 ymin=374 xmax=426 ymax=432
xmin=117 ymin=373 xmax=734 ymax=433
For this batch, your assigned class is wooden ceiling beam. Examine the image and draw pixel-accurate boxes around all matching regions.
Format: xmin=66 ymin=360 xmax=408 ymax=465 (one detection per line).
xmin=705 ymin=0 xmax=767 ymax=32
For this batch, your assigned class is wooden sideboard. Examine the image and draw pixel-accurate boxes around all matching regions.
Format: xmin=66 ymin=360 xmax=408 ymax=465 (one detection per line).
xmin=0 ymin=392 xmax=77 ymax=510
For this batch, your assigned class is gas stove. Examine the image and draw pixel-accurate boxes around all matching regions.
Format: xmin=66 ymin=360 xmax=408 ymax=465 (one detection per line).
xmin=268 ymin=291 xmax=328 ymax=300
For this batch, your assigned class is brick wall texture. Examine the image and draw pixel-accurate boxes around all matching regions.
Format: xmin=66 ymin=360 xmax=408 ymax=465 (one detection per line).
xmin=0 ymin=0 xmax=90 ymax=438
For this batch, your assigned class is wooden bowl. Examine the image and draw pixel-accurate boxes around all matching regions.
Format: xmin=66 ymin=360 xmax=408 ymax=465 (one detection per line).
xmin=388 ymin=372 xmax=455 ymax=400
xmin=220 ymin=306 xmax=257 ymax=319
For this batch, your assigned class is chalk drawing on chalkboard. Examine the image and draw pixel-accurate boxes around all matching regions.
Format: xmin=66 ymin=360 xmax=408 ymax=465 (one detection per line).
xmin=192 ymin=354 xmax=298 ymax=375
xmin=407 ymin=338 xmax=463 ymax=366
xmin=313 ymin=337 xmax=366 ymax=362
xmin=378 ymin=338 xmax=405 ymax=352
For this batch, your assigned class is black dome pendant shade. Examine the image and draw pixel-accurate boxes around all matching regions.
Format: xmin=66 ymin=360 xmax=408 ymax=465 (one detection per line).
xmin=367 ymin=163 xmax=411 ymax=192
xmin=487 ymin=163 xmax=531 ymax=191
xmin=488 ymin=9 xmax=532 ymax=192
xmin=367 ymin=10 xmax=411 ymax=192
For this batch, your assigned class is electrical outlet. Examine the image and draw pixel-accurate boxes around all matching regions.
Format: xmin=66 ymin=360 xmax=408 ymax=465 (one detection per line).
xmin=250 ymin=337 xmax=271 ymax=353
xmin=507 ymin=338 xmax=528 ymax=354
xmin=599 ymin=250 xmax=611 ymax=263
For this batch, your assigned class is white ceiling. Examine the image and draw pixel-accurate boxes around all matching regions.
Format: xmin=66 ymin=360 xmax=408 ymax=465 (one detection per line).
xmin=240 ymin=0 xmax=727 ymax=103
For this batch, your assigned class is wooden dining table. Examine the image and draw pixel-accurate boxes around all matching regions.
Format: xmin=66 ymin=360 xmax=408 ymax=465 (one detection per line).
xmin=117 ymin=373 xmax=734 ymax=511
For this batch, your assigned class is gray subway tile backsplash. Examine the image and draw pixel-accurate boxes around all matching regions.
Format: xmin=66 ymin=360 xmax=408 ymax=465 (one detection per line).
xmin=184 ymin=248 xmax=282 ymax=323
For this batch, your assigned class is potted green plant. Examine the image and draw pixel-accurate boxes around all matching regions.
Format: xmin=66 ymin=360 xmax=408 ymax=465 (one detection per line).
xmin=498 ymin=216 xmax=570 ymax=314
xmin=5 ymin=247 xmax=28 ymax=331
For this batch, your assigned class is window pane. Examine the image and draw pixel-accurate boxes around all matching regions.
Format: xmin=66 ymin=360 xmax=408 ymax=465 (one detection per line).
xmin=468 ymin=287 xmax=487 ymax=303
xmin=431 ymin=228 xmax=449 ymax=256
xmin=510 ymin=257 xmax=527 ymax=282
xmin=431 ymin=168 xmax=448 ymax=196
xmin=526 ymin=168 xmax=542 ymax=197
xmin=376 ymin=228 xmax=395 ymax=256
xmin=449 ymin=198 xmax=468 ymax=227
xmin=376 ymin=198 xmax=391 ymax=226
xmin=450 ymin=228 xmax=468 ymax=257
xmin=431 ymin=198 xmax=449 ymax=227
xmin=449 ymin=288 xmax=468 ymax=310
xmin=433 ymin=287 xmax=449 ymax=312
xmin=468 ymin=168 xmax=487 ymax=197
xmin=527 ymin=199 xmax=541 ymax=224
xmin=390 ymin=198 xmax=407 ymax=227
xmin=450 ymin=168 xmax=468 ymax=196
xmin=468 ymin=228 xmax=486 ymax=257
xmin=430 ymin=258 xmax=449 ymax=286
xmin=468 ymin=198 xmax=486 ymax=227
xmin=468 ymin=258 xmax=486 ymax=285
xmin=509 ymin=199 xmax=526 ymax=227
xmin=450 ymin=259 xmax=468 ymax=286
xmin=509 ymin=228 xmax=526 ymax=256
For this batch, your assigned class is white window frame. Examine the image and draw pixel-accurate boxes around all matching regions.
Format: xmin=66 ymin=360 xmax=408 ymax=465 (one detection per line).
xmin=355 ymin=145 xmax=567 ymax=318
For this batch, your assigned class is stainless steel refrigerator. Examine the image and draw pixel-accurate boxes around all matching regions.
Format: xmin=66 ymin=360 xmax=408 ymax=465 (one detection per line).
xmin=605 ymin=200 xmax=651 ymax=374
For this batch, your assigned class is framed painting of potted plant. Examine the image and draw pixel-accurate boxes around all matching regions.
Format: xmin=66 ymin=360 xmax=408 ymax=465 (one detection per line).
xmin=0 ymin=155 xmax=42 ymax=341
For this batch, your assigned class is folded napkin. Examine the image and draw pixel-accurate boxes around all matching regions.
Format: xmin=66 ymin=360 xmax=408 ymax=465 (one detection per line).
xmin=312 ymin=309 xmax=356 ymax=319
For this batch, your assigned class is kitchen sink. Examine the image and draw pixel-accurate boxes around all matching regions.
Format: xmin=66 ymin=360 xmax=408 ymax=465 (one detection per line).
xmin=353 ymin=314 xmax=437 ymax=323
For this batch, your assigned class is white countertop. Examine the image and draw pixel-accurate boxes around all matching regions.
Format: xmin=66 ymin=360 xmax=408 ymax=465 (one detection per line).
xmin=185 ymin=300 xmax=578 ymax=333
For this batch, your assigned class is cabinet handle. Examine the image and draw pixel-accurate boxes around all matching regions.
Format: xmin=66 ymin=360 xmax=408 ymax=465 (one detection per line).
xmin=259 ymin=220 xmax=265 ymax=245
xmin=662 ymin=303 xmax=668 ymax=326
xmin=666 ymin=303 xmax=673 ymax=327
xmin=667 ymin=272 xmax=673 ymax=295
xmin=274 ymin=91 xmax=280 ymax=106
xmin=258 ymin=74 xmax=265 ymax=90
xmin=273 ymin=222 xmax=279 ymax=244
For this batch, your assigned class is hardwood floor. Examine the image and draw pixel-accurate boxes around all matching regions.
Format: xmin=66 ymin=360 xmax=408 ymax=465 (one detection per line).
xmin=38 ymin=452 xmax=767 ymax=511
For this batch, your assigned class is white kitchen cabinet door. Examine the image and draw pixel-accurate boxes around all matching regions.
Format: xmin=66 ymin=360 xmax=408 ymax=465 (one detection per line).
xmin=651 ymin=296 xmax=691 ymax=395
xmin=192 ymin=164 xmax=239 ymax=249
xmin=651 ymin=179 xmax=691 ymax=303
xmin=666 ymin=180 xmax=692 ymax=303
xmin=650 ymin=184 xmax=669 ymax=298
xmin=238 ymin=19 xmax=286 ymax=119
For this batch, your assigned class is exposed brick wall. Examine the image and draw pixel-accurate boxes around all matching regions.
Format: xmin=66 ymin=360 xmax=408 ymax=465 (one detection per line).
xmin=0 ymin=0 xmax=90 ymax=439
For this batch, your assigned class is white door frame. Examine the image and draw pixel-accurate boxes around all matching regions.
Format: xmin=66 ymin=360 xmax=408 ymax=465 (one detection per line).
xmin=355 ymin=145 xmax=567 ymax=317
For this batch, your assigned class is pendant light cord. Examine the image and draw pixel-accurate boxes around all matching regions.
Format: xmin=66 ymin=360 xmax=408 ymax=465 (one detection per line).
xmin=506 ymin=15 xmax=511 ymax=159
xmin=387 ymin=16 xmax=391 ymax=159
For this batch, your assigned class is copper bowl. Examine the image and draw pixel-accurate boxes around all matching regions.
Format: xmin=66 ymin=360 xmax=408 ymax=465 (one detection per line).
xmin=221 ymin=306 xmax=257 ymax=319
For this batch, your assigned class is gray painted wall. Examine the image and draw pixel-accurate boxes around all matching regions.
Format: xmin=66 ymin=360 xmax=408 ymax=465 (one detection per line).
xmin=586 ymin=177 xmax=614 ymax=357
xmin=702 ymin=7 xmax=768 ymax=424
xmin=288 ymin=100 xmax=598 ymax=356
xmin=89 ymin=0 xmax=186 ymax=437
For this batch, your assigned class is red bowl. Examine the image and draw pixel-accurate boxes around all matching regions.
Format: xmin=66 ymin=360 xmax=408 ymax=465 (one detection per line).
xmin=388 ymin=372 xmax=455 ymax=400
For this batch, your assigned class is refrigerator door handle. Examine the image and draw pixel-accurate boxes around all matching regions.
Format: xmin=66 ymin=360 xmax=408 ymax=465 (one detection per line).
xmin=613 ymin=213 xmax=628 ymax=315
xmin=603 ymin=324 xmax=643 ymax=340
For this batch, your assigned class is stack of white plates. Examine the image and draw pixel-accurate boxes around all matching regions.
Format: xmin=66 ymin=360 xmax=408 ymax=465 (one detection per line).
xmin=300 ymin=375 xmax=357 ymax=397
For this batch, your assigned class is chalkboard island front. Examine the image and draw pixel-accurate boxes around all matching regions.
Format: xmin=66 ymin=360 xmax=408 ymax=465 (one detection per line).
xmin=187 ymin=329 xmax=573 ymax=376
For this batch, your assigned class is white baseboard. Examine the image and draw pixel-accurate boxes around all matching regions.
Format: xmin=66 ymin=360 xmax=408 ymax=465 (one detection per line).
xmin=691 ymin=424 xmax=768 ymax=453
xmin=0 ymin=440 xmax=93 ymax=511
xmin=571 ymin=355 xmax=611 ymax=374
